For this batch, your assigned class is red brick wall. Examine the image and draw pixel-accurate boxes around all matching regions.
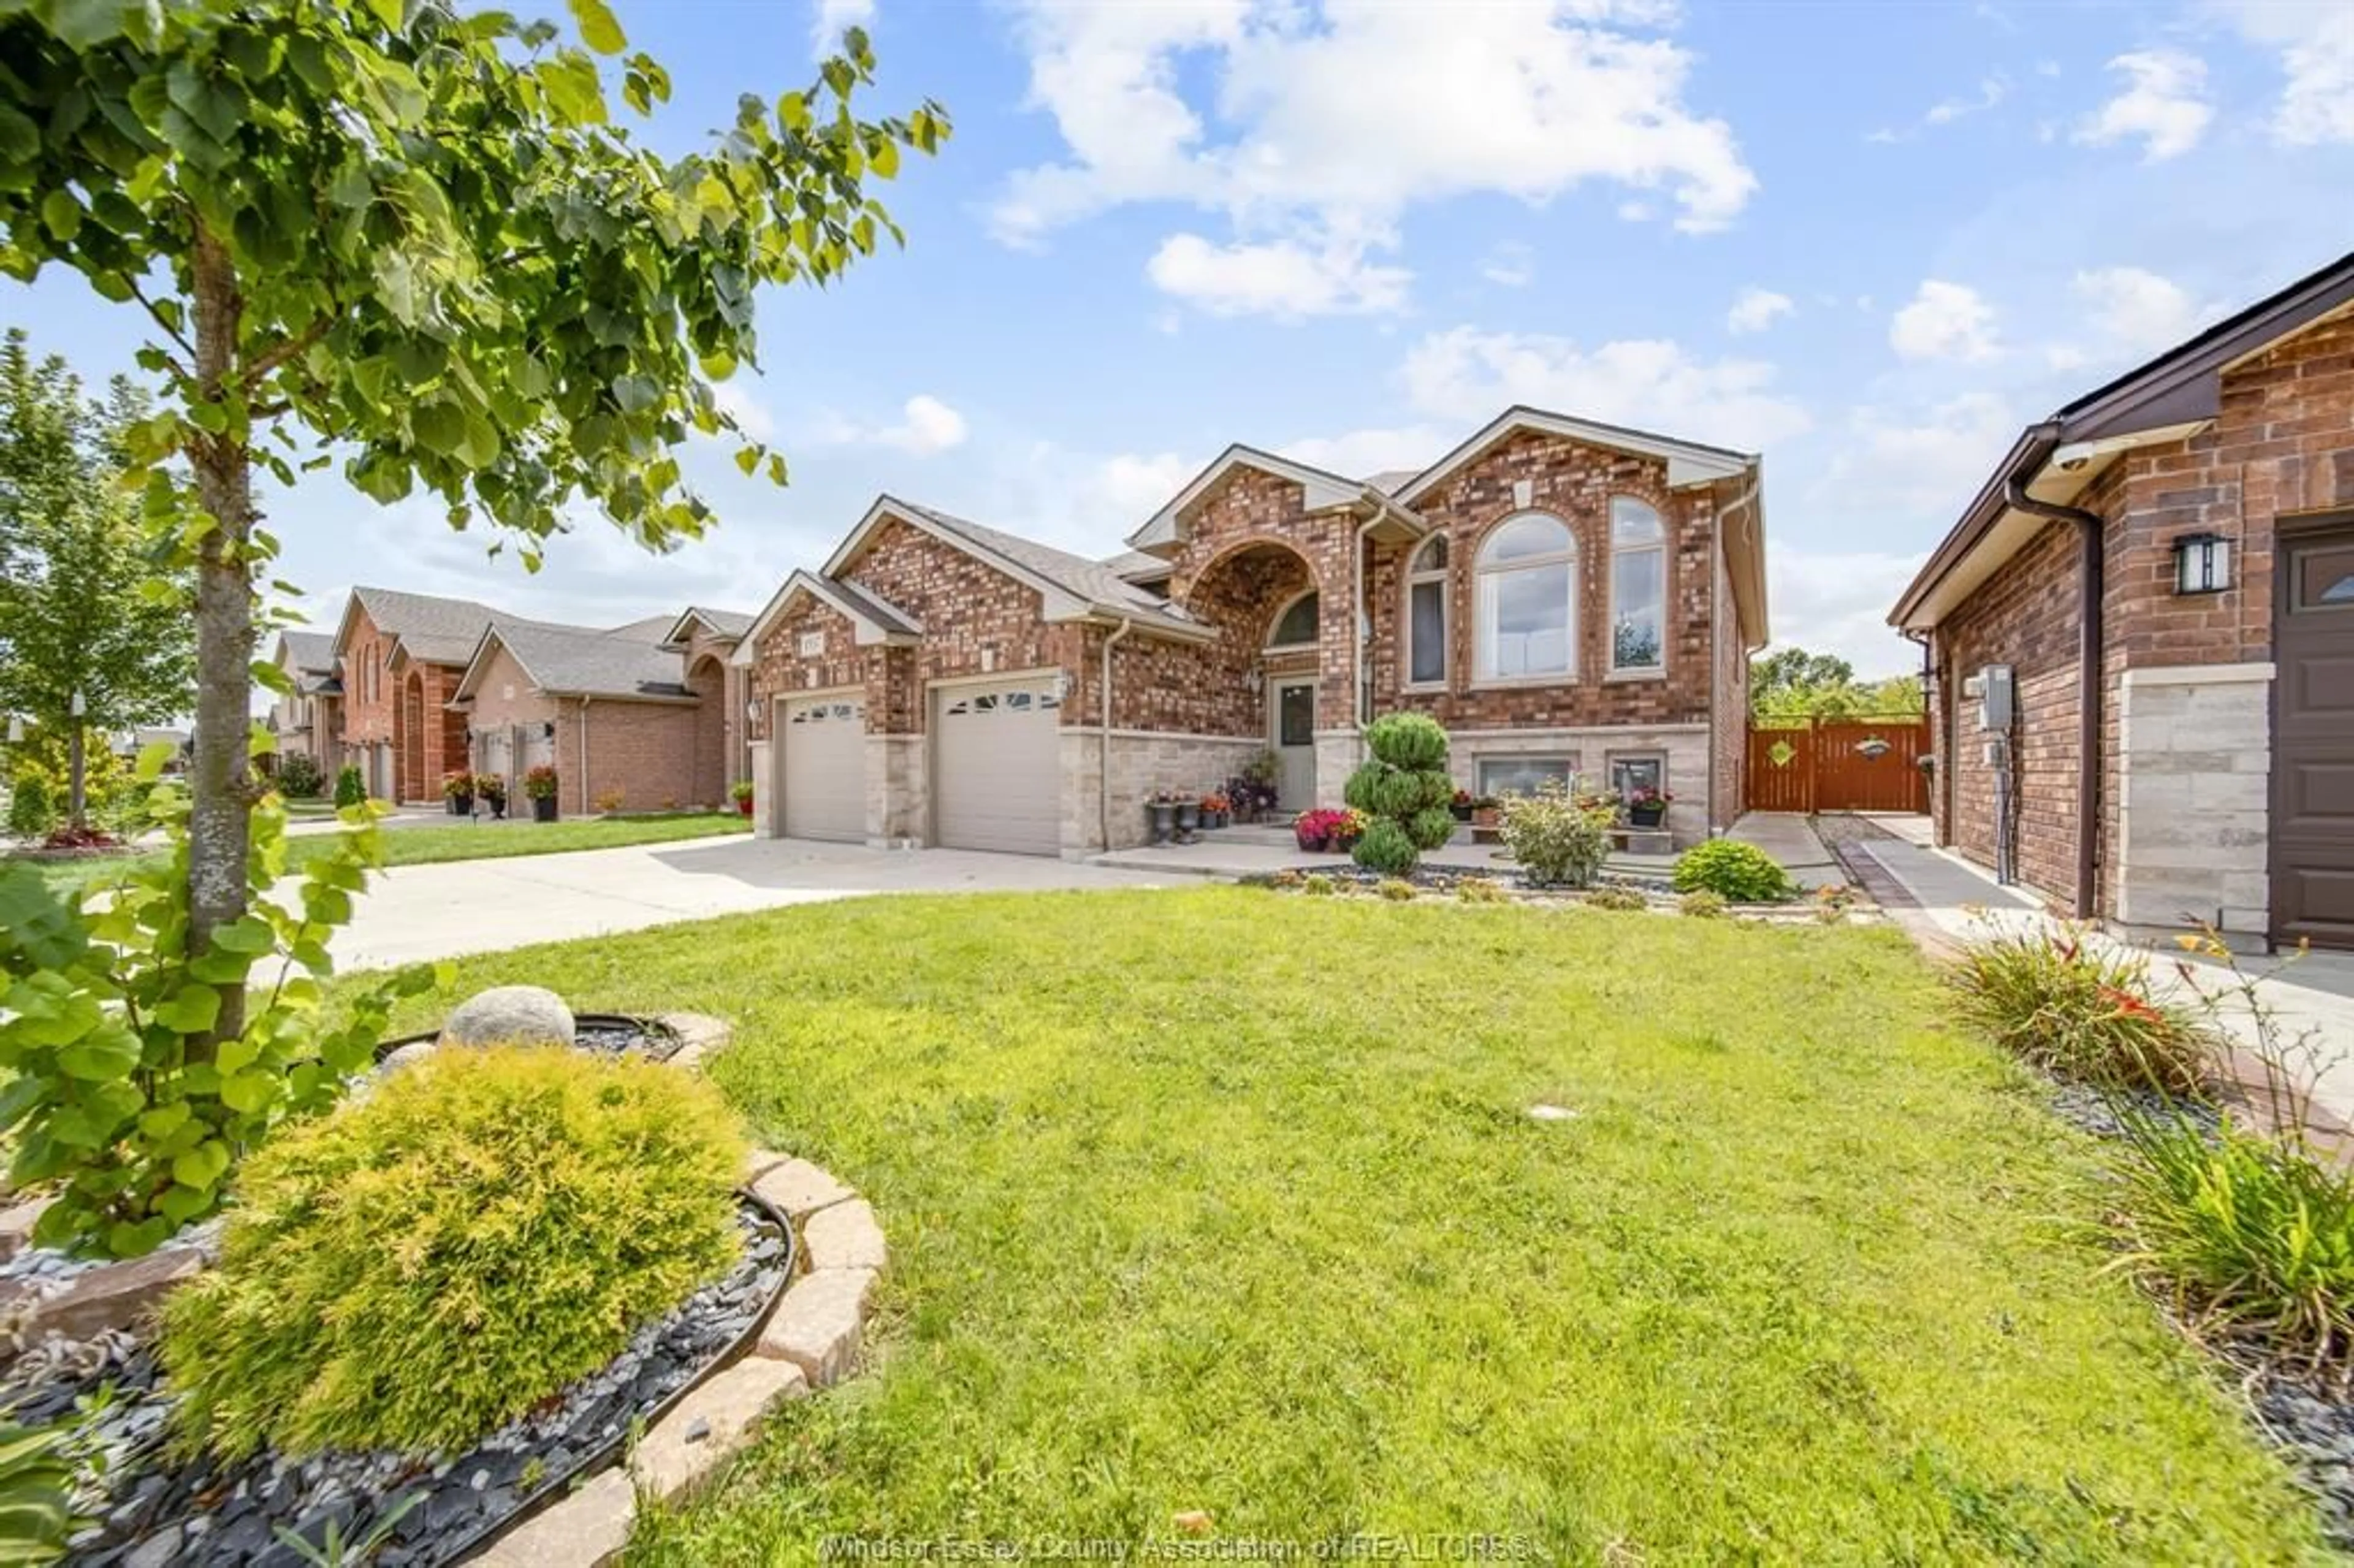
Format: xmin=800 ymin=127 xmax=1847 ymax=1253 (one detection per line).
xmin=463 ymin=643 xmax=707 ymax=815
xmin=1368 ymin=431 xmax=1716 ymax=729
xmin=339 ymin=603 xmax=395 ymax=750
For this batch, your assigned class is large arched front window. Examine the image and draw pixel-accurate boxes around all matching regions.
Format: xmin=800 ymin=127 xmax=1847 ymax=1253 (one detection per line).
xmin=1476 ymin=514 xmax=1576 ymax=680
xmin=1610 ymin=497 xmax=1665 ymax=672
xmin=1404 ymin=535 xmax=1448 ymax=686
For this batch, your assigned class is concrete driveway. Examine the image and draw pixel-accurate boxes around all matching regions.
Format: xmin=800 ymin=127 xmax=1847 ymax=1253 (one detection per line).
xmin=335 ymin=837 xmax=1184 ymax=969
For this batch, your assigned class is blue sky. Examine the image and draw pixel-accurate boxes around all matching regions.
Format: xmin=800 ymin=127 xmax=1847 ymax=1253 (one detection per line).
xmin=8 ymin=0 xmax=2353 ymax=677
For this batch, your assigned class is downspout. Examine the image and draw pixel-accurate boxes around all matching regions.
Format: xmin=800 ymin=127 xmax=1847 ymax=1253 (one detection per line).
xmin=1099 ymin=618 xmax=1133 ymax=853
xmin=1710 ymin=472 xmax=1762 ymax=832
xmin=577 ymin=695 xmax=592 ymax=818
xmin=2003 ymin=428 xmax=2104 ymax=920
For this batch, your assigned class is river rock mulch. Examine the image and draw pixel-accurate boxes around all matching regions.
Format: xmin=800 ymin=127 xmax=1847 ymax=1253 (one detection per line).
xmin=9 ymin=1197 xmax=791 ymax=1568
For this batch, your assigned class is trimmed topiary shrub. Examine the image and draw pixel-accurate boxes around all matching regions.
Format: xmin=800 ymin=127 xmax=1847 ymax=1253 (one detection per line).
xmin=1671 ymin=839 xmax=1793 ymax=902
xmin=159 ymin=1046 xmax=745 ymax=1460
xmin=333 ymin=763 xmax=366 ymax=809
xmin=1343 ymin=714 xmax=1457 ymax=877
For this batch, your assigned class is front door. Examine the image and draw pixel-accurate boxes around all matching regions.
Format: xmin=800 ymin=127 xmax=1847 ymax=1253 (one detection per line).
xmin=2274 ymin=522 xmax=2354 ymax=950
xmin=1271 ymin=679 xmax=1316 ymax=810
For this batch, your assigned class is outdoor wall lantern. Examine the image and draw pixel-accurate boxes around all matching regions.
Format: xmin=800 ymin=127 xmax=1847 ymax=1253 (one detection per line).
xmin=541 ymin=721 xmax=556 ymax=739
xmin=2172 ymin=531 xmax=2231 ymax=595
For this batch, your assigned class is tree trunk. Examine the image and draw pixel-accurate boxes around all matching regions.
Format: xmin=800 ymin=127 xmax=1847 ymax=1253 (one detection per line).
xmin=186 ymin=226 xmax=253 ymax=1049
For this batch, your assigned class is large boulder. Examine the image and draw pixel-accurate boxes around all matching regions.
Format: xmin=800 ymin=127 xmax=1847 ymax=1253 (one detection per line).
xmin=439 ymin=986 xmax=576 ymax=1050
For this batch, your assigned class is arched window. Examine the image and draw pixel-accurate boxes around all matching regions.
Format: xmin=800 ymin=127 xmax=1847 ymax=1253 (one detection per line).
xmin=1404 ymin=535 xmax=1448 ymax=687
xmin=1268 ymin=590 xmax=1319 ymax=649
xmin=1610 ymin=497 xmax=1665 ymax=672
xmin=1476 ymin=514 xmax=1575 ymax=680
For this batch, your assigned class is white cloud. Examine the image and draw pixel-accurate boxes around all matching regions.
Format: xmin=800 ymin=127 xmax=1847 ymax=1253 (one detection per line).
xmin=1889 ymin=280 xmax=2000 ymax=363
xmin=1817 ymin=392 xmax=2017 ymax=516
xmin=1480 ymin=242 xmax=1536 ymax=289
xmin=2071 ymin=265 xmax=2206 ymax=352
xmin=811 ymin=0 xmax=874 ymax=59
xmin=1398 ymin=326 xmax=1813 ymax=452
xmin=2075 ymin=50 xmax=2213 ymax=161
xmin=1726 ymin=286 xmax=1793 ymax=335
xmin=1764 ymin=549 xmax=1929 ymax=677
xmin=2218 ymin=1 xmax=2354 ymax=145
xmin=812 ymin=394 xmax=968 ymax=456
xmin=1281 ymin=424 xmax=1451 ymax=480
xmin=1145 ymin=230 xmax=1411 ymax=319
xmin=994 ymin=0 xmax=1758 ymax=318
xmin=1869 ymin=72 xmax=2010 ymax=141
xmin=1095 ymin=452 xmax=1198 ymax=517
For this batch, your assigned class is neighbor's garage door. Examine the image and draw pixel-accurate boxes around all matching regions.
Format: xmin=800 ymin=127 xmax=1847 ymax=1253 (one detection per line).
xmin=780 ymin=695 xmax=866 ymax=842
xmin=934 ymin=677 xmax=1061 ymax=856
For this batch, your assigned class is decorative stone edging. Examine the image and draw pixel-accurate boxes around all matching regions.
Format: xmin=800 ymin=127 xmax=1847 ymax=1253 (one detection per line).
xmin=467 ymin=1016 xmax=886 ymax=1567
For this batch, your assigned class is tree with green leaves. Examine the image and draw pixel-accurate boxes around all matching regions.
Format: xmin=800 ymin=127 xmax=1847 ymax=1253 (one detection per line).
xmin=0 ymin=331 xmax=195 ymax=802
xmin=0 ymin=0 xmax=946 ymax=1054
xmin=1750 ymin=646 xmax=1924 ymax=723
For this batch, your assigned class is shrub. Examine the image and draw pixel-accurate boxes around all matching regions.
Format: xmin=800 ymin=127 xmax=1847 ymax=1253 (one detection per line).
xmin=1678 ymin=889 xmax=1727 ymax=919
xmin=1342 ymin=714 xmax=1456 ymax=877
xmin=1672 ymin=840 xmax=1793 ymax=902
xmin=1301 ymin=873 xmax=1336 ymax=897
xmin=333 ymin=764 xmax=366 ymax=809
xmin=1457 ymin=877 xmax=1506 ymax=905
xmin=2113 ymin=1105 xmax=2354 ymax=1378
xmin=523 ymin=764 xmax=560 ymax=801
xmin=1947 ymin=926 xmax=2212 ymax=1094
xmin=1586 ymin=885 xmax=1647 ymax=912
xmin=276 ymin=752 xmax=324 ymax=799
xmin=1377 ymin=878 xmax=1415 ymax=902
xmin=161 ymin=1046 xmax=745 ymax=1458
xmin=7 ymin=771 xmax=53 ymax=840
xmin=592 ymin=786 xmax=627 ymax=813
xmin=1496 ymin=780 xmax=1616 ymax=888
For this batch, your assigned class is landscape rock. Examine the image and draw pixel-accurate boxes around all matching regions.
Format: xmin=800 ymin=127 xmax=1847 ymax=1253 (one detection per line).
xmin=801 ymin=1199 xmax=886 ymax=1273
xmin=658 ymin=1012 xmax=732 ymax=1071
xmin=750 ymin=1158 xmax=853 ymax=1220
xmin=627 ymin=1357 xmax=806 ymax=1502
xmin=756 ymin=1267 xmax=875 ymax=1388
xmin=380 ymin=1041 xmax=436 ymax=1073
xmin=440 ymin=986 xmax=576 ymax=1051
xmin=0 ymin=1197 xmax=51 ymax=1263
xmin=33 ymin=1249 xmax=203 ymax=1342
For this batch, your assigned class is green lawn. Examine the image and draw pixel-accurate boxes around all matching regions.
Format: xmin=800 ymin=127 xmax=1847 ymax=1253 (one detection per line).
xmin=10 ymin=810 xmax=748 ymax=896
xmin=390 ymin=889 xmax=2322 ymax=1563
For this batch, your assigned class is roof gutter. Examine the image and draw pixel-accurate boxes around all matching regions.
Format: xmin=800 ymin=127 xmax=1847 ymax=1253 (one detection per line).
xmin=2000 ymin=421 xmax=2105 ymax=921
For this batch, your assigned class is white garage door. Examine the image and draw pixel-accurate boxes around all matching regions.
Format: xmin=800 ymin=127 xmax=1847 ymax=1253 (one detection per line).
xmin=780 ymin=695 xmax=866 ymax=842
xmin=934 ymin=677 xmax=1062 ymax=856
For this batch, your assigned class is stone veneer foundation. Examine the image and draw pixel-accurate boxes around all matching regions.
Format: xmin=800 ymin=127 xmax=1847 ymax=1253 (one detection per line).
xmin=2113 ymin=663 xmax=2276 ymax=943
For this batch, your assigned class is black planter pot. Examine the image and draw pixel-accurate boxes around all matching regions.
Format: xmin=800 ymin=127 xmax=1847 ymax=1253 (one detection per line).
xmin=531 ymin=795 xmax=558 ymax=823
xmin=1449 ymin=802 xmax=1473 ymax=823
xmin=1175 ymin=802 xmax=1199 ymax=832
xmin=1147 ymin=802 xmax=1177 ymax=845
xmin=448 ymin=794 xmax=473 ymax=816
xmin=487 ymin=799 xmax=507 ymax=820
xmin=1628 ymin=806 xmax=1666 ymax=829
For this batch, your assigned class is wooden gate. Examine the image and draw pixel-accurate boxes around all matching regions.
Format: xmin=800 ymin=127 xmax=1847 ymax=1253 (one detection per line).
xmin=1746 ymin=717 xmax=1929 ymax=814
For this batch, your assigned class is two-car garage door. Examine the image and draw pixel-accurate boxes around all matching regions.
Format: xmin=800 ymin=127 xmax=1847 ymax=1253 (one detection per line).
xmin=934 ymin=677 xmax=1061 ymax=856
xmin=779 ymin=695 xmax=865 ymax=842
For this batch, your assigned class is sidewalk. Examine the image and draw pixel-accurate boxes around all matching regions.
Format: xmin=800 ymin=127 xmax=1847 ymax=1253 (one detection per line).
xmin=1829 ymin=816 xmax=2354 ymax=1130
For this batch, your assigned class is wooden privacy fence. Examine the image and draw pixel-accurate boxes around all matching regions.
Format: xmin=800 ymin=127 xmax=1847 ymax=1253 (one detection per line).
xmin=1746 ymin=715 xmax=1930 ymax=815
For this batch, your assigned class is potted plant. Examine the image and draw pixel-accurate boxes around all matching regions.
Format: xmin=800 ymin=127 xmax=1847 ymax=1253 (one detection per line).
xmin=1200 ymin=791 xmax=1230 ymax=829
xmin=1469 ymin=794 xmax=1502 ymax=829
xmin=1175 ymin=794 xmax=1200 ymax=839
xmin=1146 ymin=791 xmax=1179 ymax=845
xmin=441 ymin=770 xmax=474 ymax=816
xmin=1449 ymin=788 xmax=1474 ymax=824
xmin=729 ymin=778 xmax=756 ymax=818
xmin=524 ymin=764 xmax=560 ymax=822
xmin=1239 ymin=750 xmax=1280 ymax=819
xmin=476 ymin=772 xmax=508 ymax=820
xmin=1625 ymin=785 xmax=1674 ymax=829
xmin=1331 ymin=807 xmax=1367 ymax=853
xmin=1294 ymin=807 xmax=1348 ymax=853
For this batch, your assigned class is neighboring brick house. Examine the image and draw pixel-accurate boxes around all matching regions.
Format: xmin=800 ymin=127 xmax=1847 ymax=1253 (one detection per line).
xmin=1889 ymin=249 xmax=2354 ymax=951
xmin=660 ymin=607 xmax=756 ymax=802
xmin=450 ymin=618 xmax=716 ymax=816
xmin=735 ymin=405 xmax=1769 ymax=857
xmin=332 ymin=587 xmax=496 ymax=803
xmin=265 ymin=630 xmax=342 ymax=781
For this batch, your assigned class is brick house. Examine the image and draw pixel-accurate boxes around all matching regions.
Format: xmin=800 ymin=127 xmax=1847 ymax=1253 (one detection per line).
xmin=735 ymin=405 xmax=1769 ymax=857
xmin=265 ymin=630 xmax=342 ymax=781
xmin=1889 ymin=249 xmax=2354 ymax=951
xmin=327 ymin=586 xmax=753 ymax=813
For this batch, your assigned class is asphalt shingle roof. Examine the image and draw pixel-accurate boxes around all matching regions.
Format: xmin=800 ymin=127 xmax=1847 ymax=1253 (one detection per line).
xmin=893 ymin=501 xmax=1202 ymax=633
xmin=281 ymin=630 xmax=338 ymax=673
xmin=352 ymin=586 xmax=506 ymax=668
xmin=488 ymin=620 xmax=695 ymax=701
xmin=681 ymin=606 xmax=753 ymax=637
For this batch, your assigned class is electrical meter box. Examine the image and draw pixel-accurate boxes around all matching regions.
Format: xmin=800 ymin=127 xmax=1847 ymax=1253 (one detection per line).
xmin=1961 ymin=664 xmax=2015 ymax=731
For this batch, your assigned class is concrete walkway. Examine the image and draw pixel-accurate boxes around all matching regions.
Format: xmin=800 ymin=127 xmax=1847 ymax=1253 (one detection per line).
xmin=1843 ymin=821 xmax=2354 ymax=1130
xmin=335 ymin=837 xmax=1183 ymax=970
xmin=1720 ymin=812 xmax=1847 ymax=890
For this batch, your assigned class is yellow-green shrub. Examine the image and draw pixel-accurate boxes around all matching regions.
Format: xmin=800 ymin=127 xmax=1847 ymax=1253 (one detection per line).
xmin=160 ymin=1045 xmax=745 ymax=1458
